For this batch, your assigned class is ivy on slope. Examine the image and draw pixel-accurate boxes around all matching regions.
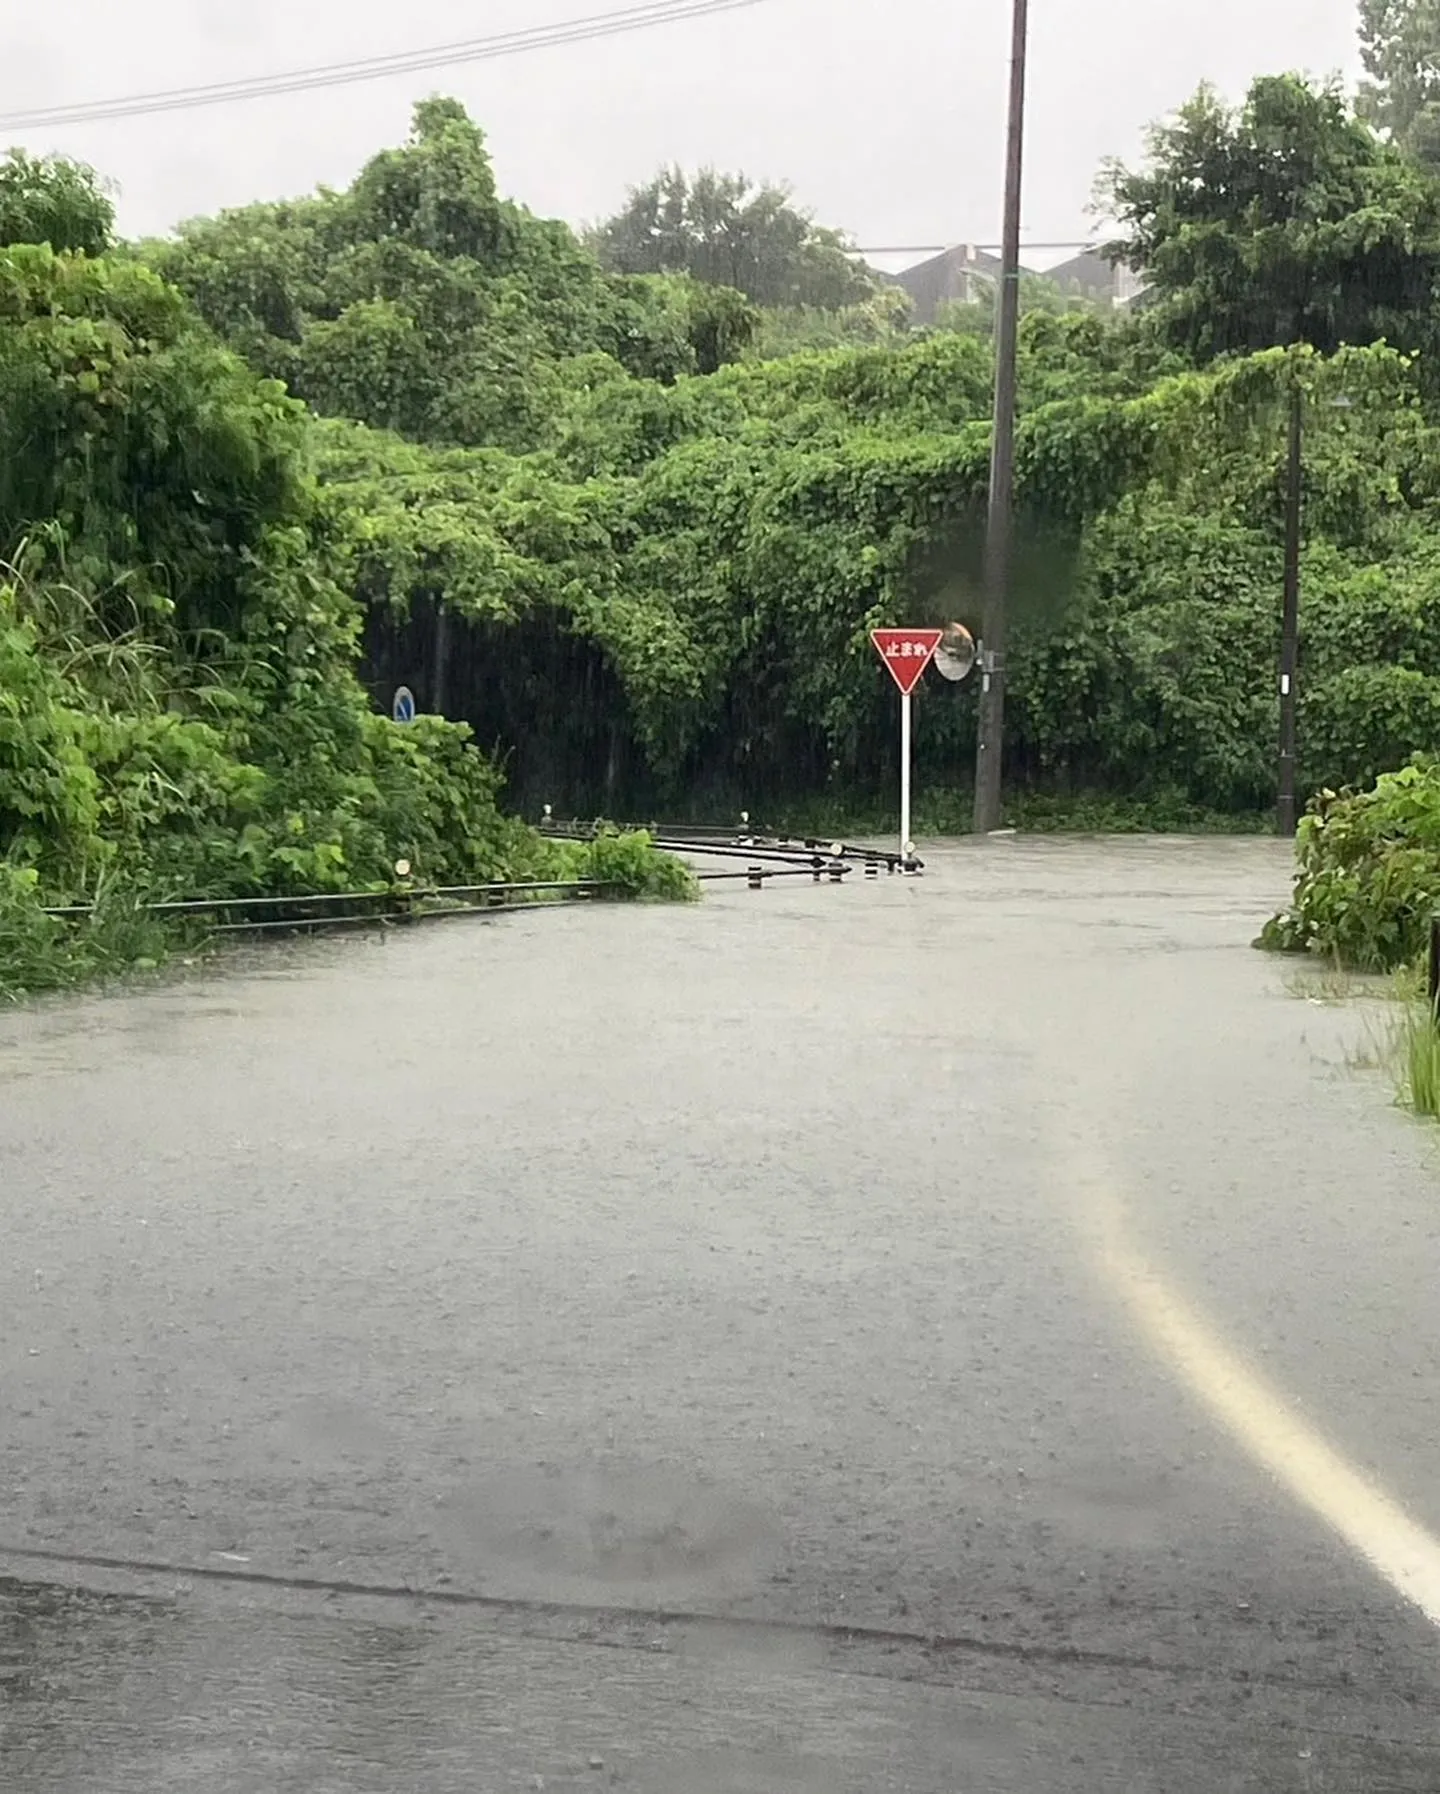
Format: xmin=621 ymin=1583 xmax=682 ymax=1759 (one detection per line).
xmin=142 ymin=99 xmax=757 ymax=457
xmin=323 ymin=329 xmax=1440 ymax=815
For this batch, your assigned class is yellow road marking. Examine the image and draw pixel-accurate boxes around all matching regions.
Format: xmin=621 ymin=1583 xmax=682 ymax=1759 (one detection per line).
xmin=1071 ymin=1143 xmax=1440 ymax=1629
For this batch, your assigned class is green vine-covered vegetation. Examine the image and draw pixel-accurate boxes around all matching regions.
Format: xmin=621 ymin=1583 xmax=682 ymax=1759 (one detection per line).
xmin=10 ymin=48 xmax=1440 ymax=990
xmin=0 ymin=128 xmax=695 ymax=999
xmin=141 ymin=92 xmax=1440 ymax=819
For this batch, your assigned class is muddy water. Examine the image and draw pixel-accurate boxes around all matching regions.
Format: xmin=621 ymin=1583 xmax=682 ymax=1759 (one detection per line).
xmin=2 ymin=838 xmax=1438 ymax=1789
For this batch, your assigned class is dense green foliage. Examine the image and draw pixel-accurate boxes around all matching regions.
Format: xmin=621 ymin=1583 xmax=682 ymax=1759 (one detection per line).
xmin=0 ymin=184 xmax=687 ymax=999
xmin=0 ymin=150 xmax=114 ymax=257
xmin=113 ymin=87 xmax=1440 ymax=831
xmin=1103 ymin=74 xmax=1440 ymax=366
xmin=14 ymin=48 xmax=1440 ymax=991
xmin=746 ymin=286 xmax=913 ymax=361
xmin=931 ymin=272 xmax=1107 ymax=343
xmin=316 ymin=319 xmax=1440 ymax=819
xmin=0 ymin=242 xmax=530 ymax=895
xmin=590 ymin=167 xmax=878 ymax=310
xmin=143 ymin=100 xmax=758 ymax=454
xmin=1262 ymin=759 xmax=1440 ymax=968
xmin=1093 ymin=51 xmax=1440 ymax=967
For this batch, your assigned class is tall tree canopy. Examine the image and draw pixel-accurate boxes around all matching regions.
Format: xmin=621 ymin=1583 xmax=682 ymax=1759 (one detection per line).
xmin=144 ymin=100 xmax=755 ymax=452
xmin=1358 ymin=0 xmax=1440 ymax=171
xmin=1103 ymin=74 xmax=1440 ymax=363
xmin=590 ymin=167 xmax=878 ymax=310
xmin=0 ymin=149 xmax=114 ymax=257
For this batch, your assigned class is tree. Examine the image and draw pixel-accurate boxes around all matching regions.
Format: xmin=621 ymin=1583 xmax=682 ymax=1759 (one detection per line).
xmin=0 ymin=149 xmax=113 ymax=257
xmin=1103 ymin=75 xmax=1440 ymax=363
xmin=591 ymin=167 xmax=878 ymax=310
xmin=346 ymin=96 xmax=511 ymax=266
xmin=144 ymin=102 xmax=754 ymax=453
xmin=1357 ymin=0 xmax=1440 ymax=171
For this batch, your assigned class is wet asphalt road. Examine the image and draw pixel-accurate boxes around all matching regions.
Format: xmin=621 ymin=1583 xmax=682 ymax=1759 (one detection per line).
xmin=1 ymin=836 xmax=1439 ymax=1790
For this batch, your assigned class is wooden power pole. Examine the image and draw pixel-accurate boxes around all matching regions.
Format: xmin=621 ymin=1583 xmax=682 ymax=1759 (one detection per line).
xmin=973 ymin=0 xmax=1030 ymax=834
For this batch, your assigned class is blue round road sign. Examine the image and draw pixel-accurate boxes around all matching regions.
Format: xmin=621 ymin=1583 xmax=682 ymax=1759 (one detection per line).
xmin=392 ymin=686 xmax=416 ymax=725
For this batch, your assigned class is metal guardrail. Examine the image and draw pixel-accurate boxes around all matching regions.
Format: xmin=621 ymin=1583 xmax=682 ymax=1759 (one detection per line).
xmin=539 ymin=814 xmax=918 ymax=876
xmin=41 ymin=879 xmax=618 ymax=937
xmin=37 ymin=814 xmax=894 ymax=945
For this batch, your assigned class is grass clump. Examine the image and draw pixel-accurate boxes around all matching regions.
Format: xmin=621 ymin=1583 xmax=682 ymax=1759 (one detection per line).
xmin=1400 ymin=1004 xmax=1440 ymax=1119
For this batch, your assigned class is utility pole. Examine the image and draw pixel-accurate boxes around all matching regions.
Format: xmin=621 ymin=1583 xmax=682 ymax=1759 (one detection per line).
xmin=973 ymin=0 xmax=1030 ymax=834
xmin=1277 ymin=383 xmax=1302 ymax=837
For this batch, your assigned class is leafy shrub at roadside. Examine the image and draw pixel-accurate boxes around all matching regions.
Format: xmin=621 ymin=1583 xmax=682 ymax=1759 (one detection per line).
xmin=0 ymin=866 xmax=67 ymax=994
xmin=1261 ymin=759 xmax=1440 ymax=968
xmin=558 ymin=827 xmax=699 ymax=902
xmin=0 ymin=865 xmax=174 ymax=998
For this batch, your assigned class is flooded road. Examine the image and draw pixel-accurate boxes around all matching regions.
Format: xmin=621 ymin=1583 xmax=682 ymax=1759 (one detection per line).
xmin=2 ymin=837 xmax=1438 ymax=1789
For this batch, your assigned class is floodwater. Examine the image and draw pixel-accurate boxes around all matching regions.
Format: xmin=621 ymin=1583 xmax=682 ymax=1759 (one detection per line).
xmin=1 ymin=838 xmax=1438 ymax=1790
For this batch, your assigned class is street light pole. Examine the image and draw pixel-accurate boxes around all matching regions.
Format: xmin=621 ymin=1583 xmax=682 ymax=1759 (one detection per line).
xmin=973 ymin=0 xmax=1030 ymax=835
xmin=1277 ymin=383 xmax=1302 ymax=837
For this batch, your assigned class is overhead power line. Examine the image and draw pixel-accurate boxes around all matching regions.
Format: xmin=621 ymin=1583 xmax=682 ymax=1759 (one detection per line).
xmin=0 ymin=0 xmax=769 ymax=131
xmin=855 ymin=240 xmax=1099 ymax=256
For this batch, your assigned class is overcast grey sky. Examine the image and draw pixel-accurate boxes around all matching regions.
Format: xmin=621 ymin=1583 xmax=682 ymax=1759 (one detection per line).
xmin=2 ymin=1 xmax=1362 ymax=267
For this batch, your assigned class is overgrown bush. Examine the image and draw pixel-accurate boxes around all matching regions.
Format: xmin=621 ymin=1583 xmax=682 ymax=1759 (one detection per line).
xmin=562 ymin=827 xmax=699 ymax=901
xmin=1260 ymin=758 xmax=1440 ymax=968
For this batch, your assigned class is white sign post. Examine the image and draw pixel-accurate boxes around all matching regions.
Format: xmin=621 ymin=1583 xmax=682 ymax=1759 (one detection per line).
xmin=870 ymin=629 xmax=943 ymax=869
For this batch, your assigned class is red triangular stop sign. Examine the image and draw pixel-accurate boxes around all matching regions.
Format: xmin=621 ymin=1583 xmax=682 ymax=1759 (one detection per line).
xmin=871 ymin=628 xmax=944 ymax=696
